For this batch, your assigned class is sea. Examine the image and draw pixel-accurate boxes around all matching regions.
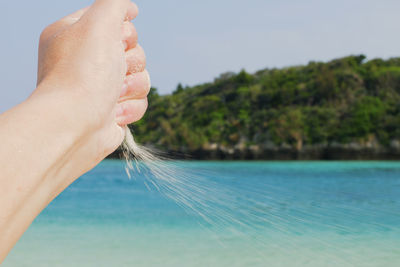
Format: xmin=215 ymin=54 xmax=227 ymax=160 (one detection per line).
xmin=3 ymin=161 xmax=400 ymax=267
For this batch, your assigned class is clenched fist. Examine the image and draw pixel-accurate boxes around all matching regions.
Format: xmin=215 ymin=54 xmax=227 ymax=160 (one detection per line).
xmin=0 ymin=1 xmax=151 ymax=261
xmin=34 ymin=0 xmax=150 ymax=161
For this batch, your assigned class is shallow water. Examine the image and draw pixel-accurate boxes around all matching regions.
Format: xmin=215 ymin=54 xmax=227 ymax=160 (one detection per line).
xmin=4 ymin=161 xmax=400 ymax=267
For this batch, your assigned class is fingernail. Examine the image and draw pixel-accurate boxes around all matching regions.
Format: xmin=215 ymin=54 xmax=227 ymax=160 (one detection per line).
xmin=120 ymin=82 xmax=128 ymax=97
xmin=116 ymin=105 xmax=124 ymax=117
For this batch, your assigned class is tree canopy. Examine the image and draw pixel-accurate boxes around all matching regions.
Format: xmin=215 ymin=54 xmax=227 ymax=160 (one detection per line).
xmin=130 ymin=56 xmax=400 ymax=153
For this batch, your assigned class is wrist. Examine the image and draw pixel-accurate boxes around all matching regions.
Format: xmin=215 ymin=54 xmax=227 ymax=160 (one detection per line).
xmin=28 ymin=82 xmax=118 ymax=180
xmin=0 ymin=88 xmax=92 ymax=259
xmin=32 ymin=81 xmax=94 ymax=136
xmin=17 ymin=84 xmax=92 ymax=183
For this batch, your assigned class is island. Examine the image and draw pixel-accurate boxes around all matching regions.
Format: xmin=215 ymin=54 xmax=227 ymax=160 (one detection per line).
xmin=110 ymin=55 xmax=400 ymax=160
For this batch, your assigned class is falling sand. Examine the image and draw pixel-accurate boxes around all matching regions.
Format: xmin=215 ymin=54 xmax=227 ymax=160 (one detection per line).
xmin=120 ymin=127 xmax=396 ymax=266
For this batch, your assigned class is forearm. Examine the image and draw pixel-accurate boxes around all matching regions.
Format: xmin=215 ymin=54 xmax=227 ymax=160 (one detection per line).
xmin=0 ymin=89 xmax=88 ymax=262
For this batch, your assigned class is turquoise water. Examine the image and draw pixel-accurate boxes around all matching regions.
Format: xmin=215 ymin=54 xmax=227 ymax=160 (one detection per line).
xmin=4 ymin=161 xmax=400 ymax=267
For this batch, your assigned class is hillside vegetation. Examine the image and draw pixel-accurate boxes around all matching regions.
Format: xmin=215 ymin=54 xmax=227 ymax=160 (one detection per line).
xmin=129 ymin=55 xmax=400 ymax=159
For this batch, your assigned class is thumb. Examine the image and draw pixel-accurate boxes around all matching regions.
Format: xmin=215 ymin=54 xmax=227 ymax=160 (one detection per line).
xmin=84 ymin=0 xmax=138 ymax=31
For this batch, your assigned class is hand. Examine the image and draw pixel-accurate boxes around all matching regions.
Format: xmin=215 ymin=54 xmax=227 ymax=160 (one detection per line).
xmin=33 ymin=0 xmax=150 ymax=166
xmin=0 ymin=1 xmax=151 ymax=261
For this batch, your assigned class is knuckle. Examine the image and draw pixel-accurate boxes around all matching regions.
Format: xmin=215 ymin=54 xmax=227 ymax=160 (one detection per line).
xmin=122 ymin=22 xmax=138 ymax=48
xmin=39 ymin=26 xmax=51 ymax=42
xmin=127 ymin=46 xmax=146 ymax=73
xmin=127 ymin=2 xmax=139 ymax=20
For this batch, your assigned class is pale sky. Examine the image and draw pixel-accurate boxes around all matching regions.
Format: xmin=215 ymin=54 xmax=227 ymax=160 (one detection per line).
xmin=1 ymin=0 xmax=400 ymax=112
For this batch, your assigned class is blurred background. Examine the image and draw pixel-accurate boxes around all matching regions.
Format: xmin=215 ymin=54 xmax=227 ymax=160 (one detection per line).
xmin=1 ymin=0 xmax=400 ymax=103
xmin=1 ymin=1 xmax=400 ymax=266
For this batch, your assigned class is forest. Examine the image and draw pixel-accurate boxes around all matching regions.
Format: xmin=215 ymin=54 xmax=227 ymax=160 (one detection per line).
xmin=127 ymin=55 xmax=400 ymax=159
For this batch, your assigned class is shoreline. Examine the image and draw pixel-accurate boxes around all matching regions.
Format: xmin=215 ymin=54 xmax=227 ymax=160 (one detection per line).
xmin=108 ymin=145 xmax=400 ymax=160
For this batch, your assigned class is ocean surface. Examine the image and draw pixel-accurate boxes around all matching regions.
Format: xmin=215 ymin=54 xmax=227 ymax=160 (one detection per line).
xmin=4 ymin=161 xmax=400 ymax=267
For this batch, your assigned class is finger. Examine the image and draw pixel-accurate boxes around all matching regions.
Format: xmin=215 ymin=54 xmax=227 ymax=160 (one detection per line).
xmin=40 ymin=6 xmax=89 ymax=43
xmin=120 ymin=70 xmax=151 ymax=100
xmin=126 ymin=45 xmax=146 ymax=74
xmin=122 ymin=22 xmax=138 ymax=51
xmin=64 ymin=6 xmax=91 ymax=20
xmin=126 ymin=2 xmax=139 ymax=21
xmin=85 ymin=0 xmax=138 ymax=32
xmin=116 ymin=98 xmax=148 ymax=126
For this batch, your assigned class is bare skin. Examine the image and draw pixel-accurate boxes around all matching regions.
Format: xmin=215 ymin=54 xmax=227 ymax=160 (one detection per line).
xmin=0 ymin=0 xmax=149 ymax=262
